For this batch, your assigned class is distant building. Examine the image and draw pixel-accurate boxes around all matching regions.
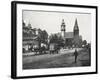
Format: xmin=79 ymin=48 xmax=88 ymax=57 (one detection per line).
xmin=60 ymin=19 xmax=82 ymax=47
xmin=22 ymin=21 xmax=39 ymax=52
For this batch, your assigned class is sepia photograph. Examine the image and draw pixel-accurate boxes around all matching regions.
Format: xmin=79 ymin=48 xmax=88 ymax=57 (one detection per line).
xmin=22 ymin=10 xmax=91 ymax=69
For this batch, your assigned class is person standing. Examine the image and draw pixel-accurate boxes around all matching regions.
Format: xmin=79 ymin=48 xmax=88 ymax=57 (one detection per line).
xmin=74 ymin=49 xmax=78 ymax=63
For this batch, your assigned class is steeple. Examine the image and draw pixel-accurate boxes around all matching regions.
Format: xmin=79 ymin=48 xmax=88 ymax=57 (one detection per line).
xmin=73 ymin=18 xmax=79 ymax=36
xmin=62 ymin=19 xmax=65 ymax=24
xmin=61 ymin=19 xmax=66 ymax=31
xmin=61 ymin=19 xmax=66 ymax=38
xmin=74 ymin=18 xmax=79 ymax=30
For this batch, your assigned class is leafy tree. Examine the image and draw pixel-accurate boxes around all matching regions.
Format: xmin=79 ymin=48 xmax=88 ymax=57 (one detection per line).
xmin=41 ymin=30 xmax=48 ymax=44
xmin=49 ymin=34 xmax=57 ymax=43
xmin=82 ymin=40 xmax=87 ymax=46
xmin=78 ymin=39 xmax=82 ymax=47
xmin=37 ymin=28 xmax=48 ymax=49
xmin=49 ymin=34 xmax=64 ymax=47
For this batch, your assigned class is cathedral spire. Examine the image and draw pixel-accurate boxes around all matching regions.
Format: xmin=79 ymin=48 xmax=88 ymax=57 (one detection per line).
xmin=74 ymin=18 xmax=79 ymax=30
xmin=74 ymin=18 xmax=79 ymax=36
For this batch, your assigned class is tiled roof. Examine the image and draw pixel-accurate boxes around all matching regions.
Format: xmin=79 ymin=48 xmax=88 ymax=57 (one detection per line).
xmin=65 ymin=32 xmax=73 ymax=38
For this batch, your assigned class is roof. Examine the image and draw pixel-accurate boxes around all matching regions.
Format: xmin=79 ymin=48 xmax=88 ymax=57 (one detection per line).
xmin=65 ymin=32 xmax=73 ymax=38
xmin=74 ymin=19 xmax=79 ymax=30
xmin=23 ymin=40 xmax=39 ymax=45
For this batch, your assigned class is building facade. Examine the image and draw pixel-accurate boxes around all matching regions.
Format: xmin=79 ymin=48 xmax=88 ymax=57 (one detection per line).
xmin=60 ymin=19 xmax=82 ymax=48
xmin=22 ymin=21 xmax=39 ymax=53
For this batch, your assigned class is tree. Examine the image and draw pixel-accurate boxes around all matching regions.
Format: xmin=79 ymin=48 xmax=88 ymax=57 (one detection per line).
xmin=37 ymin=28 xmax=48 ymax=49
xmin=82 ymin=40 xmax=87 ymax=46
xmin=41 ymin=30 xmax=48 ymax=44
xmin=49 ymin=34 xmax=64 ymax=47
xmin=49 ymin=34 xmax=58 ymax=43
xmin=65 ymin=39 xmax=73 ymax=47
xmin=78 ymin=39 xmax=82 ymax=47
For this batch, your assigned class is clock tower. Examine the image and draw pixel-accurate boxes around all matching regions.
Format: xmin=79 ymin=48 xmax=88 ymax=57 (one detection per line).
xmin=61 ymin=19 xmax=66 ymax=38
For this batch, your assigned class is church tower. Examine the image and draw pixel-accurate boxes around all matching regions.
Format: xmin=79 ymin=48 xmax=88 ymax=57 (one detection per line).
xmin=61 ymin=19 xmax=66 ymax=38
xmin=73 ymin=19 xmax=79 ymax=37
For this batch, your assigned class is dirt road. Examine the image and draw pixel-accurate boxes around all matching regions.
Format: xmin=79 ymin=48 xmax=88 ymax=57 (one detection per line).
xmin=23 ymin=48 xmax=90 ymax=69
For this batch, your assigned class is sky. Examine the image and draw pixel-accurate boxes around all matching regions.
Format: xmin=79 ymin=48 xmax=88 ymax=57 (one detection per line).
xmin=23 ymin=10 xmax=91 ymax=43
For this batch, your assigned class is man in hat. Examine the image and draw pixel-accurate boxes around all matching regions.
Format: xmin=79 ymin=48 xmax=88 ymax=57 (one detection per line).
xmin=74 ymin=49 xmax=78 ymax=63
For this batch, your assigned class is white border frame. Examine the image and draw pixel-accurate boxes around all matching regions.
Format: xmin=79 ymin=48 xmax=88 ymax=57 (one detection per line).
xmin=16 ymin=3 xmax=96 ymax=77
